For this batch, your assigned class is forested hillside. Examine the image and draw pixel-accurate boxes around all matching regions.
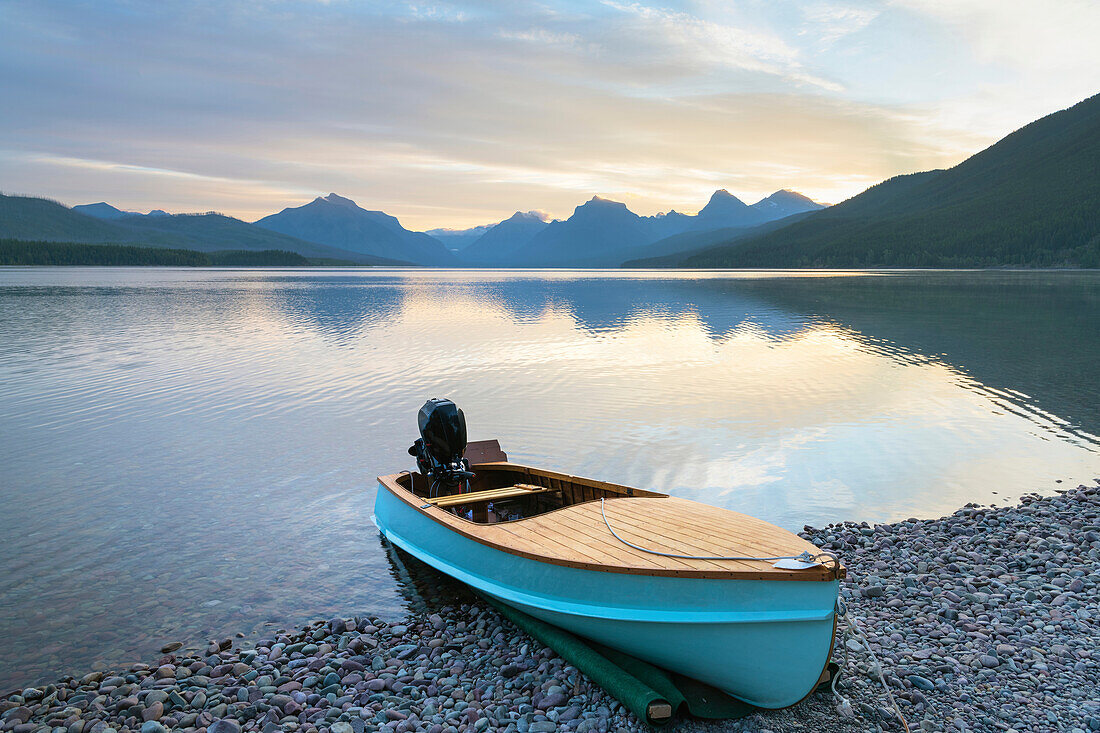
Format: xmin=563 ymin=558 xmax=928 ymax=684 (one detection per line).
xmin=674 ymin=93 xmax=1100 ymax=269
xmin=0 ymin=240 xmax=320 ymax=267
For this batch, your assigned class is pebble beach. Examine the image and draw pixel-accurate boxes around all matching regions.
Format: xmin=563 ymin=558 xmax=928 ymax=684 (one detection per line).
xmin=3 ymin=483 xmax=1099 ymax=733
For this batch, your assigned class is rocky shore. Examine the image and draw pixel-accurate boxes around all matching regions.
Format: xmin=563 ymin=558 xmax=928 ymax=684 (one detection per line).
xmin=3 ymin=484 xmax=1099 ymax=733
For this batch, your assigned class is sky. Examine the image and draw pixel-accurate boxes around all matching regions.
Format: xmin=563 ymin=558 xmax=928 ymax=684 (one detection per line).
xmin=1 ymin=1 xmax=1099 ymax=230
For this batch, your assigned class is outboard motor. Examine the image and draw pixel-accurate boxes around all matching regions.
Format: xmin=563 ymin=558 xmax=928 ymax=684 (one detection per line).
xmin=409 ymin=398 xmax=475 ymax=496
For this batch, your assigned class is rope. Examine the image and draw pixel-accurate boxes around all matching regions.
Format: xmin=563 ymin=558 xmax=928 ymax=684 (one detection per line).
xmin=834 ymin=597 xmax=910 ymax=732
xmin=598 ymin=499 xmax=904 ymax=729
xmin=599 ymin=498 xmax=840 ymax=569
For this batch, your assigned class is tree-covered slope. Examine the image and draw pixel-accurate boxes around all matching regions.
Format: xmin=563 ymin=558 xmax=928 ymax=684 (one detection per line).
xmin=0 ymin=195 xmax=185 ymax=246
xmin=677 ymin=93 xmax=1100 ymax=268
xmin=0 ymin=194 xmax=402 ymax=264
xmin=0 ymin=239 xmax=356 ymax=266
xmin=112 ymin=211 xmax=399 ymax=262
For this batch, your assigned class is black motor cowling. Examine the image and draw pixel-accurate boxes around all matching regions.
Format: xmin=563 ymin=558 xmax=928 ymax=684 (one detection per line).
xmin=408 ymin=398 xmax=474 ymax=494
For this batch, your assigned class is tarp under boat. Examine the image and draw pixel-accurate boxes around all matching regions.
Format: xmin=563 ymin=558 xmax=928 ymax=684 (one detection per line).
xmin=483 ymin=594 xmax=770 ymax=726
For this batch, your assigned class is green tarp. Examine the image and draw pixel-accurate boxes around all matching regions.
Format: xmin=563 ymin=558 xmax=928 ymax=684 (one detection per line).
xmin=482 ymin=595 xmax=759 ymax=726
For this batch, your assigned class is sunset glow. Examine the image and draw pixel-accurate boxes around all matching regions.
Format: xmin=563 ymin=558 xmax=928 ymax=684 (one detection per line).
xmin=2 ymin=1 xmax=1099 ymax=228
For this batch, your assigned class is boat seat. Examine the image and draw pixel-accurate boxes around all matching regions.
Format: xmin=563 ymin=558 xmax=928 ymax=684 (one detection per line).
xmin=427 ymin=483 xmax=556 ymax=508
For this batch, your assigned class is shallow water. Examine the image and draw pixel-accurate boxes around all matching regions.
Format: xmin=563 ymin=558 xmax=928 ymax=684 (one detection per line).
xmin=1 ymin=267 xmax=1098 ymax=690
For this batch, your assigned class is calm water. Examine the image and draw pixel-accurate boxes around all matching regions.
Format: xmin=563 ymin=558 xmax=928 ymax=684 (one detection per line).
xmin=1 ymin=267 xmax=1098 ymax=690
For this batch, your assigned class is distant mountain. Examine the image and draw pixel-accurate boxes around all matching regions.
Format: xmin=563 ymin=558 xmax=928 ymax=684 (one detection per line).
xmin=425 ymin=223 xmax=494 ymax=251
xmin=622 ymin=211 xmax=819 ymax=267
xmin=461 ymin=190 xmax=824 ymax=267
xmin=460 ymin=211 xmax=550 ymax=265
xmin=0 ymin=194 xmax=398 ymax=264
xmin=509 ymin=197 xmax=654 ymax=266
xmin=692 ymin=189 xmax=757 ymax=230
xmin=750 ymin=190 xmax=827 ymax=219
xmin=255 ymin=193 xmax=455 ymax=266
xmin=75 ymin=203 xmax=178 ymax=219
xmin=672 ymin=93 xmax=1100 ymax=268
xmin=645 ymin=210 xmax=695 ymax=241
xmin=683 ymin=189 xmax=824 ymax=232
xmin=72 ymin=202 xmax=137 ymax=220
xmin=110 ymin=211 xmax=400 ymax=262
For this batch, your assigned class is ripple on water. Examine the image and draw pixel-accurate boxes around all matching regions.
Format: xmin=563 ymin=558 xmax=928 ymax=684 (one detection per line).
xmin=0 ymin=267 xmax=1098 ymax=691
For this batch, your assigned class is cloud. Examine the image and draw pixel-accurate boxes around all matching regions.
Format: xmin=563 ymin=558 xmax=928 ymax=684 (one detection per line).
xmin=897 ymin=0 xmax=1100 ymax=72
xmin=601 ymin=1 xmax=844 ymax=91
xmin=0 ymin=0 xmax=1097 ymax=228
xmin=893 ymin=0 xmax=1100 ymax=132
xmin=799 ymin=3 xmax=880 ymax=48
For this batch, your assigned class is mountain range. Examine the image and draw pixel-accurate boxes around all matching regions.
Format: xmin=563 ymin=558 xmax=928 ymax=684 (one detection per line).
xmin=503 ymin=190 xmax=825 ymax=267
xmin=0 ymin=188 xmax=824 ymax=267
xmin=73 ymin=202 xmax=171 ymax=219
xmin=254 ymin=193 xmax=456 ymax=266
xmin=0 ymin=195 xmax=404 ymax=265
xmin=632 ymin=92 xmax=1100 ymax=268
xmin=425 ymin=222 xmax=498 ymax=251
xmin=3 ymin=92 xmax=1098 ymax=268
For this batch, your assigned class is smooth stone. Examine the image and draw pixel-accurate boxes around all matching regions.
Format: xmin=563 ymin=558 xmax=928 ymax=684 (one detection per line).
xmin=140 ymin=723 xmax=166 ymax=733
xmin=4 ymin=708 xmax=33 ymax=724
xmin=144 ymin=691 xmax=168 ymax=706
xmin=207 ymin=719 xmax=241 ymax=733
xmin=141 ymin=701 xmax=163 ymax=721
xmin=908 ymin=675 xmax=935 ymax=691
xmin=538 ymin=693 xmax=567 ymax=710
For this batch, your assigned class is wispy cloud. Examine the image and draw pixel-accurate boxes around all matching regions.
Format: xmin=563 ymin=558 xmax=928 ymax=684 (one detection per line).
xmin=799 ymin=3 xmax=880 ymax=49
xmin=601 ymin=1 xmax=843 ymax=91
xmin=0 ymin=0 xmax=1097 ymax=228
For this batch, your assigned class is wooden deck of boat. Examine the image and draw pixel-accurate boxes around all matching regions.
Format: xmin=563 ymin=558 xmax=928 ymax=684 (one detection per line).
xmin=379 ymin=471 xmax=842 ymax=581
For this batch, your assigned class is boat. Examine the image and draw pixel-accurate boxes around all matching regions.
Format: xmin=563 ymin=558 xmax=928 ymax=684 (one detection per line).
xmin=373 ymin=399 xmax=844 ymax=710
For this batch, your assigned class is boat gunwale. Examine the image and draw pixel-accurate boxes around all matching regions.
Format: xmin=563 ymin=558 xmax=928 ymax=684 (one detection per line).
xmin=376 ymin=463 xmax=844 ymax=581
xmin=379 ymin=517 xmax=837 ymax=623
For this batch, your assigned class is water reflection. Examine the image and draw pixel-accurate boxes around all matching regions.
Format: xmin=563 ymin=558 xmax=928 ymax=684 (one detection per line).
xmin=0 ymin=267 xmax=1097 ymax=693
xmin=722 ymin=272 xmax=1100 ymax=446
xmin=263 ymin=277 xmax=406 ymax=343
xmin=381 ymin=539 xmax=476 ymax=614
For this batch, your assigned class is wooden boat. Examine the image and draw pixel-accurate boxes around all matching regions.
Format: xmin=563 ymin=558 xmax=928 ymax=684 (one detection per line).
xmin=373 ymin=440 xmax=844 ymax=709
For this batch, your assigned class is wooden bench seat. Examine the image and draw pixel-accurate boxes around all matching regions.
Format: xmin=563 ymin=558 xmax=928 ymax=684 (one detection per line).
xmin=427 ymin=483 xmax=556 ymax=508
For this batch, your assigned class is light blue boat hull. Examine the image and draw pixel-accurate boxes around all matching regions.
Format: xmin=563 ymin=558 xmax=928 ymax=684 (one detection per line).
xmin=374 ymin=483 xmax=838 ymax=709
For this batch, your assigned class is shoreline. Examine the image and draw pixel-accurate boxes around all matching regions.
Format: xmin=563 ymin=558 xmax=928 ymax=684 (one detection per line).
xmin=4 ymin=484 xmax=1099 ymax=733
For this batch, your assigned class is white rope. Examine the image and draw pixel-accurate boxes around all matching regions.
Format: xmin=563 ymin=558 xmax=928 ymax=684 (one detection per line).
xmin=834 ymin=596 xmax=910 ymax=732
xmin=599 ymin=498 xmax=840 ymax=568
xmin=599 ymin=499 xmax=903 ymax=729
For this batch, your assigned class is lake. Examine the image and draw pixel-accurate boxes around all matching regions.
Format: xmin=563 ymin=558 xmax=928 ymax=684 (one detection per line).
xmin=1 ymin=267 xmax=1098 ymax=691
